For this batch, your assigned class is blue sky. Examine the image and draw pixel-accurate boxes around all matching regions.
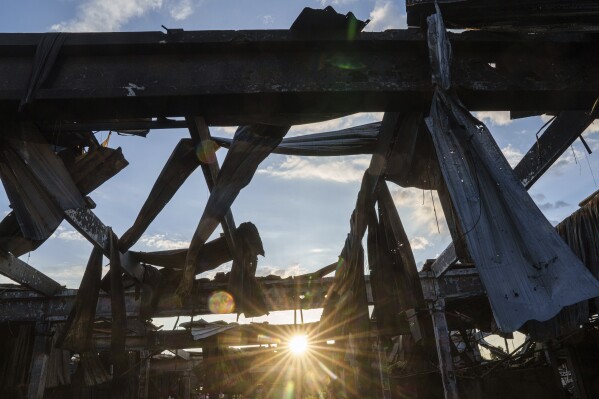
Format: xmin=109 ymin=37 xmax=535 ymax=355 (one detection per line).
xmin=1 ymin=0 xmax=599 ymax=326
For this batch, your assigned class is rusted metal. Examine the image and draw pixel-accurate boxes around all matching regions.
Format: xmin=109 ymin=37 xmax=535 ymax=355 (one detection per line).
xmin=2 ymin=30 xmax=599 ymax=123
xmin=0 ymin=250 xmax=62 ymax=296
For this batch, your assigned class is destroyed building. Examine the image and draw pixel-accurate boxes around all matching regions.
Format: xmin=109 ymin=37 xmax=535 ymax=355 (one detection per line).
xmin=1 ymin=1 xmax=599 ymax=398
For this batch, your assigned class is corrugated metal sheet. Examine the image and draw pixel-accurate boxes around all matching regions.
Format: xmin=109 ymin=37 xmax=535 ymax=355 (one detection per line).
xmin=0 ymin=122 xmax=85 ymax=240
xmin=426 ymin=89 xmax=599 ymax=332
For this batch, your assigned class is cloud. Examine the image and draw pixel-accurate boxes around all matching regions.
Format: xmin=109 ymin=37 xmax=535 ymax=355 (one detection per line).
xmin=501 ymin=144 xmax=524 ymax=167
xmin=168 ymin=0 xmax=194 ymax=20
xmin=262 ymin=15 xmax=274 ymax=25
xmin=44 ymin=264 xmax=86 ymax=289
xmin=212 ymin=126 xmax=238 ymax=137
xmin=256 ymin=263 xmax=309 ymax=278
xmin=318 ymin=0 xmax=358 ymax=6
xmin=258 ymin=155 xmax=369 ymax=183
xmin=139 ymin=234 xmax=190 ymax=250
xmin=537 ymin=200 xmax=570 ymax=212
xmin=584 ymin=120 xmax=599 ymax=134
xmin=51 ymin=0 xmax=163 ymax=32
xmin=50 ymin=226 xmax=86 ymax=242
xmin=391 ymin=186 xmax=448 ymax=237
xmin=200 ymin=262 xmax=309 ymax=280
xmin=364 ymin=0 xmax=407 ymax=31
xmin=474 ymin=111 xmax=513 ymax=126
xmin=409 ymin=236 xmax=431 ymax=250
xmin=550 ymin=145 xmax=585 ymax=172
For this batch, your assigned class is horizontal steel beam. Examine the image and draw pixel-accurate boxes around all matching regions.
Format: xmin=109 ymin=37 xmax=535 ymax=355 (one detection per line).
xmin=0 ymin=270 xmax=484 ymax=322
xmin=1 ymin=30 xmax=599 ymax=124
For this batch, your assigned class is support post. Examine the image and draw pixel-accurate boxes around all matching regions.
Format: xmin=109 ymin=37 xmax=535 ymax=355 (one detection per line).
xmin=544 ymin=345 xmax=568 ymax=399
xmin=27 ymin=322 xmax=51 ymax=399
xmin=182 ymin=371 xmax=191 ymax=399
xmin=186 ymin=116 xmax=238 ymax=254
xmin=376 ymin=340 xmax=392 ymax=399
xmin=429 ymin=299 xmax=459 ymax=399
xmin=137 ymin=350 xmax=151 ymax=399
xmin=565 ymin=346 xmax=589 ymax=399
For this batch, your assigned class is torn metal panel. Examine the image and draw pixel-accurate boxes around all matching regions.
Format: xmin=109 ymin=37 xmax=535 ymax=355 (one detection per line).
xmin=525 ymin=193 xmax=599 ymax=340
xmin=377 ymin=182 xmax=426 ymax=311
xmin=55 ymin=247 xmax=103 ymax=352
xmin=119 ymin=138 xmax=199 ymax=251
xmin=290 ymin=6 xmax=368 ymax=35
xmin=177 ymin=123 xmax=288 ymax=316
xmin=213 ymin=122 xmax=380 ymax=157
xmin=0 ymin=122 xmax=85 ymax=240
xmin=426 ymin=89 xmax=599 ymax=332
xmin=0 ymin=138 xmax=127 ymax=256
xmin=320 ymin=112 xmax=406 ymax=338
xmin=431 ymin=110 xmax=597 ymax=276
xmin=384 ymin=113 xmax=441 ymax=191
xmin=425 ymin=10 xmax=599 ymax=333
xmin=60 ymin=145 xmax=129 ymax=196
xmin=0 ymin=211 xmax=44 ymax=257
xmin=227 ymin=223 xmax=267 ymax=317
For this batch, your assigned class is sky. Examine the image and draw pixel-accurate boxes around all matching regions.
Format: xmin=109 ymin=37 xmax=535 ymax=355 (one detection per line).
xmin=1 ymin=0 xmax=599 ymax=327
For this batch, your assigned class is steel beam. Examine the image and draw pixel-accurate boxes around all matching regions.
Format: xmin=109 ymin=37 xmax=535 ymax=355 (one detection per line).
xmin=1 ymin=30 xmax=599 ymax=123
xmin=64 ymin=207 xmax=146 ymax=281
xmin=0 ymin=250 xmax=62 ymax=296
xmin=0 ymin=270 xmax=484 ymax=322
xmin=515 ymin=111 xmax=598 ymax=189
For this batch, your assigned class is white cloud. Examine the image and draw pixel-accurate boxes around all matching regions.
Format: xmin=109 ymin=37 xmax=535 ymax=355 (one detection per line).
xmin=51 ymin=0 xmax=163 ymax=32
xmin=537 ymin=200 xmax=570 ymax=212
xmin=139 ymin=234 xmax=190 ymax=250
xmin=309 ymin=248 xmax=333 ymax=254
xmin=391 ymin=186 xmax=448 ymax=237
xmin=409 ymin=236 xmax=431 ymax=250
xmin=550 ymin=145 xmax=585 ymax=172
xmin=200 ymin=262 xmax=308 ymax=280
xmin=212 ymin=126 xmax=238 ymax=137
xmin=45 ymin=264 xmax=86 ymax=289
xmin=364 ymin=0 xmax=407 ymax=32
xmin=262 ymin=15 xmax=274 ymax=25
xmin=584 ymin=119 xmax=599 ymax=134
xmin=50 ymin=226 xmax=86 ymax=242
xmin=258 ymin=155 xmax=369 ymax=183
xmin=256 ymin=263 xmax=308 ymax=278
xmin=501 ymin=144 xmax=524 ymax=167
xmin=318 ymin=0 xmax=358 ymax=6
xmin=169 ymin=0 xmax=194 ymax=20
xmin=474 ymin=111 xmax=513 ymax=126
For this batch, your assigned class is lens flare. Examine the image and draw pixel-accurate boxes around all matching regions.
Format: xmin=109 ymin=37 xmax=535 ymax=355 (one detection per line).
xmin=208 ymin=290 xmax=235 ymax=314
xmin=288 ymin=334 xmax=308 ymax=355
xmin=196 ymin=140 xmax=219 ymax=164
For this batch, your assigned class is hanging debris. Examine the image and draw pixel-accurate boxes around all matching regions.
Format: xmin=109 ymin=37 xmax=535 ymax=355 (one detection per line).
xmin=425 ymin=10 xmax=599 ymax=332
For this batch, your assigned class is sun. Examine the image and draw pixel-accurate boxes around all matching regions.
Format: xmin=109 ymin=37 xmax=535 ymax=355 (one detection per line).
xmin=288 ymin=334 xmax=309 ymax=355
